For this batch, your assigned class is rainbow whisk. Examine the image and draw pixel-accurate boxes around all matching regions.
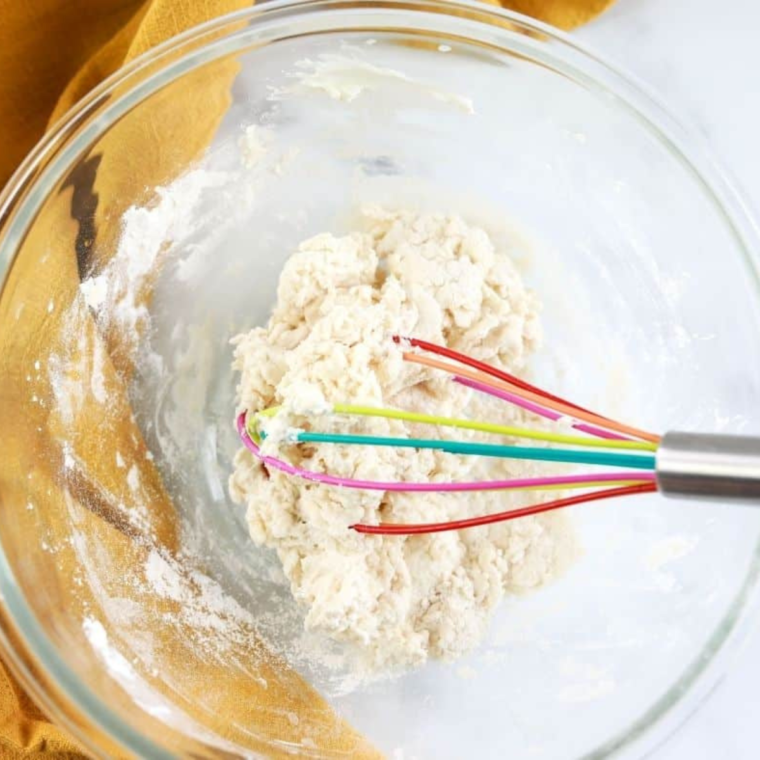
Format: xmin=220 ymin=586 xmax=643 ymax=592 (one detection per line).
xmin=237 ymin=337 xmax=760 ymax=535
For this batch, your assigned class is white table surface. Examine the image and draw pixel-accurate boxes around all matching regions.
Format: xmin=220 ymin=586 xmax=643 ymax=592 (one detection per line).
xmin=576 ymin=1 xmax=760 ymax=757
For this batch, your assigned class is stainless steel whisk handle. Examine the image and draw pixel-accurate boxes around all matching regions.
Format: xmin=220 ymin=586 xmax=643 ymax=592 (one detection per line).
xmin=656 ymin=432 xmax=760 ymax=501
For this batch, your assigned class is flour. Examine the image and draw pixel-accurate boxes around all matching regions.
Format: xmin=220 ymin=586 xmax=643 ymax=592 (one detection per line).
xmin=143 ymin=549 xmax=258 ymax=643
xmin=80 ymin=273 xmax=108 ymax=311
xmin=239 ymin=125 xmax=273 ymax=169
xmin=230 ymin=206 xmax=576 ymax=671
xmin=78 ymin=169 xmax=231 ymax=356
xmin=48 ymin=155 xmax=286 ymax=686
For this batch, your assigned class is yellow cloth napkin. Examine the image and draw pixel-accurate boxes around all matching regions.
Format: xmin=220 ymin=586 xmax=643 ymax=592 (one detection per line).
xmin=0 ymin=0 xmax=613 ymax=756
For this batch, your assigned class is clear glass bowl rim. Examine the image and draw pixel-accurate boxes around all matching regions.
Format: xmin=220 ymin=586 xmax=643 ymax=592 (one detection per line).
xmin=1 ymin=1 xmax=760 ymax=757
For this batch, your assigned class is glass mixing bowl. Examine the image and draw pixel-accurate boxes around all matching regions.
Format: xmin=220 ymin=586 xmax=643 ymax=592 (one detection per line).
xmin=2 ymin=1 xmax=760 ymax=757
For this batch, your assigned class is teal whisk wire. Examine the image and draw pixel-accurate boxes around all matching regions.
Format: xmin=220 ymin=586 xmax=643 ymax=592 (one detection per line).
xmin=278 ymin=431 xmax=657 ymax=470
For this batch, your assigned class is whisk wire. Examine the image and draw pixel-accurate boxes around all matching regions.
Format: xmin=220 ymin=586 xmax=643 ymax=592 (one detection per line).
xmin=255 ymin=403 xmax=656 ymax=451
xmin=352 ymin=483 xmax=658 ymax=535
xmin=284 ymin=431 xmax=657 ymax=469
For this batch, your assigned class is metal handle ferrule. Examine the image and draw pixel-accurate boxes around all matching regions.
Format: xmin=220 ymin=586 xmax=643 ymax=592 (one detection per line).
xmin=656 ymin=431 xmax=760 ymax=501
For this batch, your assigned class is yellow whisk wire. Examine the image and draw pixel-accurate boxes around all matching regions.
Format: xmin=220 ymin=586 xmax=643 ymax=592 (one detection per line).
xmin=255 ymin=404 xmax=658 ymax=452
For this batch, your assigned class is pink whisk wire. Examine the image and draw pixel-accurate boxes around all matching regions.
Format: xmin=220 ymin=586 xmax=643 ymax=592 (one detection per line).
xmin=453 ymin=376 xmax=631 ymax=441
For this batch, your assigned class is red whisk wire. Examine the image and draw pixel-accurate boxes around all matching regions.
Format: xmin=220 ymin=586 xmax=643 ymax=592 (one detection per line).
xmin=351 ymin=482 xmax=657 ymax=535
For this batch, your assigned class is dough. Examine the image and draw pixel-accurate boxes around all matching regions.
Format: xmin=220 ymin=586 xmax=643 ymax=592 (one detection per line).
xmin=229 ymin=206 xmax=576 ymax=671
